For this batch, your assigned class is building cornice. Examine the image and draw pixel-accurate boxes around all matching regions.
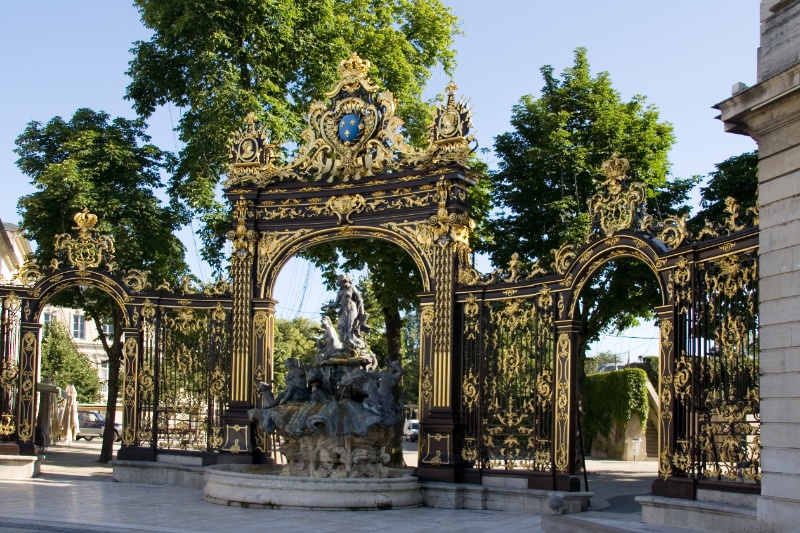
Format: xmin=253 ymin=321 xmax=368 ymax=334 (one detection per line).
xmin=714 ymin=63 xmax=800 ymax=139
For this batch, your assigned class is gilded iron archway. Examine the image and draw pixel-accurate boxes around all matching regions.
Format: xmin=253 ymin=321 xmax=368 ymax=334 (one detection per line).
xmin=220 ymin=55 xmax=478 ymax=470
xmin=454 ymin=157 xmax=759 ymax=494
xmin=0 ymin=210 xmax=234 ymax=460
xmin=1 ymin=53 xmax=761 ymax=500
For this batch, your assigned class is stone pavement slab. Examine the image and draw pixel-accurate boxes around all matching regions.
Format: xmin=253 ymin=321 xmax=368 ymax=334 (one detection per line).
xmin=0 ymin=441 xmax=669 ymax=533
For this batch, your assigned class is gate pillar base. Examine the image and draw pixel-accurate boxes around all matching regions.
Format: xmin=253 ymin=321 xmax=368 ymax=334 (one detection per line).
xmin=219 ymin=401 xmax=273 ymax=464
xmin=415 ymin=408 xmax=471 ymax=483
xmin=16 ymin=441 xmax=35 ymax=456
xmin=0 ymin=442 xmax=20 ymax=455
xmin=117 ymin=446 xmax=156 ymax=462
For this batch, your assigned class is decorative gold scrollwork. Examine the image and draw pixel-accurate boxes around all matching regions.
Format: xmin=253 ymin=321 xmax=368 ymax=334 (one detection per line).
xmin=138 ymin=364 xmax=155 ymax=402
xmin=209 ymin=368 xmax=227 ymax=400
xmin=673 ymin=351 xmax=691 ymax=405
xmin=462 ymin=369 xmax=479 ymax=413
xmin=552 ymin=244 xmax=576 ymax=275
xmin=14 ymin=258 xmax=43 ymax=286
xmin=325 ymin=194 xmax=366 ymax=225
xmin=0 ymin=360 xmax=18 ymax=390
xmin=420 ymin=365 xmax=433 ymax=405
xmin=123 ymin=269 xmax=150 ymax=292
xmin=54 ymin=209 xmax=115 ymax=274
xmin=588 ymin=155 xmax=646 ymax=237
xmin=0 ymin=414 xmax=15 ymax=436
xmin=228 ymin=198 xmax=257 ymax=261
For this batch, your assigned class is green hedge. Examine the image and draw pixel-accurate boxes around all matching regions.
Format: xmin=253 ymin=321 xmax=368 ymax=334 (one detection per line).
xmin=582 ymin=368 xmax=649 ymax=454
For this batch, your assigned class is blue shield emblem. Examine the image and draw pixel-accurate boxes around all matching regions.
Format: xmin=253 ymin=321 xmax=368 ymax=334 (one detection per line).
xmin=337 ymin=113 xmax=361 ymax=143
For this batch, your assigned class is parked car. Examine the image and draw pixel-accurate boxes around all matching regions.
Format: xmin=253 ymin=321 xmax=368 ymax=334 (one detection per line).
xmin=76 ymin=410 xmax=121 ymax=442
xmin=597 ymin=363 xmax=626 ymax=373
xmin=403 ymin=419 xmax=419 ymax=442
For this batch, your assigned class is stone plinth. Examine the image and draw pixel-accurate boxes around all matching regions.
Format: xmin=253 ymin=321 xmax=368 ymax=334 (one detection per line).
xmin=637 ymin=494 xmax=757 ymax=533
xmin=111 ymin=459 xmax=206 ymax=489
xmin=203 ymin=464 xmax=423 ymax=510
xmin=0 ymin=454 xmax=42 ymax=478
xmin=421 ymin=481 xmax=591 ymax=514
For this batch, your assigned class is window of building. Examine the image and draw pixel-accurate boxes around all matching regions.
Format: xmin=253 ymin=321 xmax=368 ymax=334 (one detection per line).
xmin=72 ymin=315 xmax=85 ymax=339
xmin=43 ymin=312 xmax=54 ymax=324
xmin=101 ymin=320 xmax=114 ymax=337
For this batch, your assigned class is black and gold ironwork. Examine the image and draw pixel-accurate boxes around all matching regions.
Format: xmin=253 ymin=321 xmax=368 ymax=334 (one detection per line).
xmin=0 ymin=53 xmax=760 ymax=502
xmin=136 ymin=303 xmax=232 ymax=453
xmin=458 ymin=294 xmax=555 ymax=473
xmin=671 ymin=249 xmax=760 ymax=485
xmin=0 ymin=210 xmax=234 ymax=461
xmin=451 ymin=154 xmax=758 ymax=493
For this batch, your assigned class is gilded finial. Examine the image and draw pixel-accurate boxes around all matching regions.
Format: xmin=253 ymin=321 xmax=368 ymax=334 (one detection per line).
xmin=74 ymin=208 xmax=98 ymax=231
xmin=601 ymin=154 xmax=630 ymax=179
xmin=338 ymin=52 xmax=371 ymax=79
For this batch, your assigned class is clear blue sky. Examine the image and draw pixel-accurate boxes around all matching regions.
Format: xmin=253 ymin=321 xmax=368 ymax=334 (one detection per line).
xmin=0 ymin=1 xmax=760 ymax=357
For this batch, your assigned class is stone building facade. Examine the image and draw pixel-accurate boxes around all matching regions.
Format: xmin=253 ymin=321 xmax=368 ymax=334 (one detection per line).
xmin=715 ymin=1 xmax=800 ymax=530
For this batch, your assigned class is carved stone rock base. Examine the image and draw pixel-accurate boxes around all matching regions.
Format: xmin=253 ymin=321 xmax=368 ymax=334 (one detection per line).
xmin=280 ymin=426 xmax=392 ymax=478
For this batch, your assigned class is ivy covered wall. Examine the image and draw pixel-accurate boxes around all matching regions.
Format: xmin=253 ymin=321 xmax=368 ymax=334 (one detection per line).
xmin=582 ymin=368 xmax=649 ymax=455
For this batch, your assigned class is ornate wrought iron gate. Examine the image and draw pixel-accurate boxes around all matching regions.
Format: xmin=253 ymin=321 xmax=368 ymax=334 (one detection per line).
xmin=134 ymin=302 xmax=233 ymax=454
xmin=0 ymin=210 xmax=233 ymax=462
xmin=0 ymin=53 xmax=760 ymax=501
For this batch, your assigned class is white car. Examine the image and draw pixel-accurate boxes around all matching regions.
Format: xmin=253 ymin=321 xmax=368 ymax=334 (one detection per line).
xmin=403 ymin=419 xmax=419 ymax=442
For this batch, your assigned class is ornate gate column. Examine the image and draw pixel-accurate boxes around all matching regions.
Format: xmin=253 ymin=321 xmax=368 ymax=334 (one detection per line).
xmin=651 ymin=304 xmax=682 ymax=496
xmin=117 ymin=327 xmax=154 ymax=460
xmin=250 ymin=299 xmax=275 ymax=462
xmin=416 ymin=211 xmax=472 ymax=483
xmin=554 ymin=320 xmax=580 ymax=476
xmin=15 ymin=321 xmax=40 ymax=455
xmin=221 ymin=198 xmax=258 ymax=458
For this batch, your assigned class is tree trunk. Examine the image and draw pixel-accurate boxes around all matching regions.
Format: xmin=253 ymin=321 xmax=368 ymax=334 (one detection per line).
xmin=382 ymin=305 xmax=405 ymax=467
xmin=383 ymin=306 xmax=402 ymax=364
xmin=98 ymin=309 xmax=123 ymax=463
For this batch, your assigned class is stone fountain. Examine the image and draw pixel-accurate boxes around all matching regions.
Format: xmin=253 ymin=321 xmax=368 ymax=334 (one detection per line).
xmin=203 ymin=274 xmax=422 ymax=509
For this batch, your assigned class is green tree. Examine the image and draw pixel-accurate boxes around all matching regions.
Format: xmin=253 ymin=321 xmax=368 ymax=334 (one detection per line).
xmin=40 ymin=322 xmax=103 ymax=404
xmin=15 ymin=108 xmax=189 ymax=462
xmin=488 ymin=48 xmax=694 ymax=361
xmin=126 ymin=0 xmax=462 ymax=269
xmin=401 ymin=308 xmax=420 ymax=406
xmin=272 ymin=317 xmax=318 ymax=388
xmin=585 ymin=350 xmax=623 ymax=375
xmin=689 ymin=151 xmax=758 ymax=232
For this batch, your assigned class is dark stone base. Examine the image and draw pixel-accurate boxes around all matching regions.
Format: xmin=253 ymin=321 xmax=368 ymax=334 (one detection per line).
xmin=652 ymin=477 xmax=694 ymax=499
xmin=0 ymin=442 xmax=20 ymax=455
xmin=652 ymin=476 xmax=761 ymax=500
xmin=116 ymin=446 xmax=156 ymax=462
xmin=17 ymin=441 xmax=36 ymax=456
xmin=214 ymin=452 xmax=255 ymax=465
xmin=416 ymin=464 xmax=581 ymax=491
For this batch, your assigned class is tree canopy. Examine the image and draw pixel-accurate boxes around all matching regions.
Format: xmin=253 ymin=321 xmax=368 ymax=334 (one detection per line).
xmin=40 ymin=321 xmax=103 ymax=404
xmin=487 ymin=48 xmax=695 ymax=353
xmin=272 ymin=317 xmax=318 ymax=388
xmin=15 ymin=107 xmax=189 ymax=461
xmin=689 ymin=151 xmax=758 ymax=232
xmin=127 ymin=0 xmax=462 ymax=267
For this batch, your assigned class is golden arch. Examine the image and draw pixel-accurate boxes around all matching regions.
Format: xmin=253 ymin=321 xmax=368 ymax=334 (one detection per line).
xmin=260 ymin=226 xmax=434 ymax=299
xmin=564 ymin=235 xmax=669 ymax=319
xmin=30 ymin=271 xmax=132 ymax=327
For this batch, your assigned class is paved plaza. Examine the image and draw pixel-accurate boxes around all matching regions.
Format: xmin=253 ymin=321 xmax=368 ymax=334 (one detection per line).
xmin=0 ymin=440 xmax=674 ymax=533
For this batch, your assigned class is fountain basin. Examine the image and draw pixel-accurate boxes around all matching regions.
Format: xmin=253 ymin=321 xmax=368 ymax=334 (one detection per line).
xmin=204 ymin=464 xmax=423 ymax=510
